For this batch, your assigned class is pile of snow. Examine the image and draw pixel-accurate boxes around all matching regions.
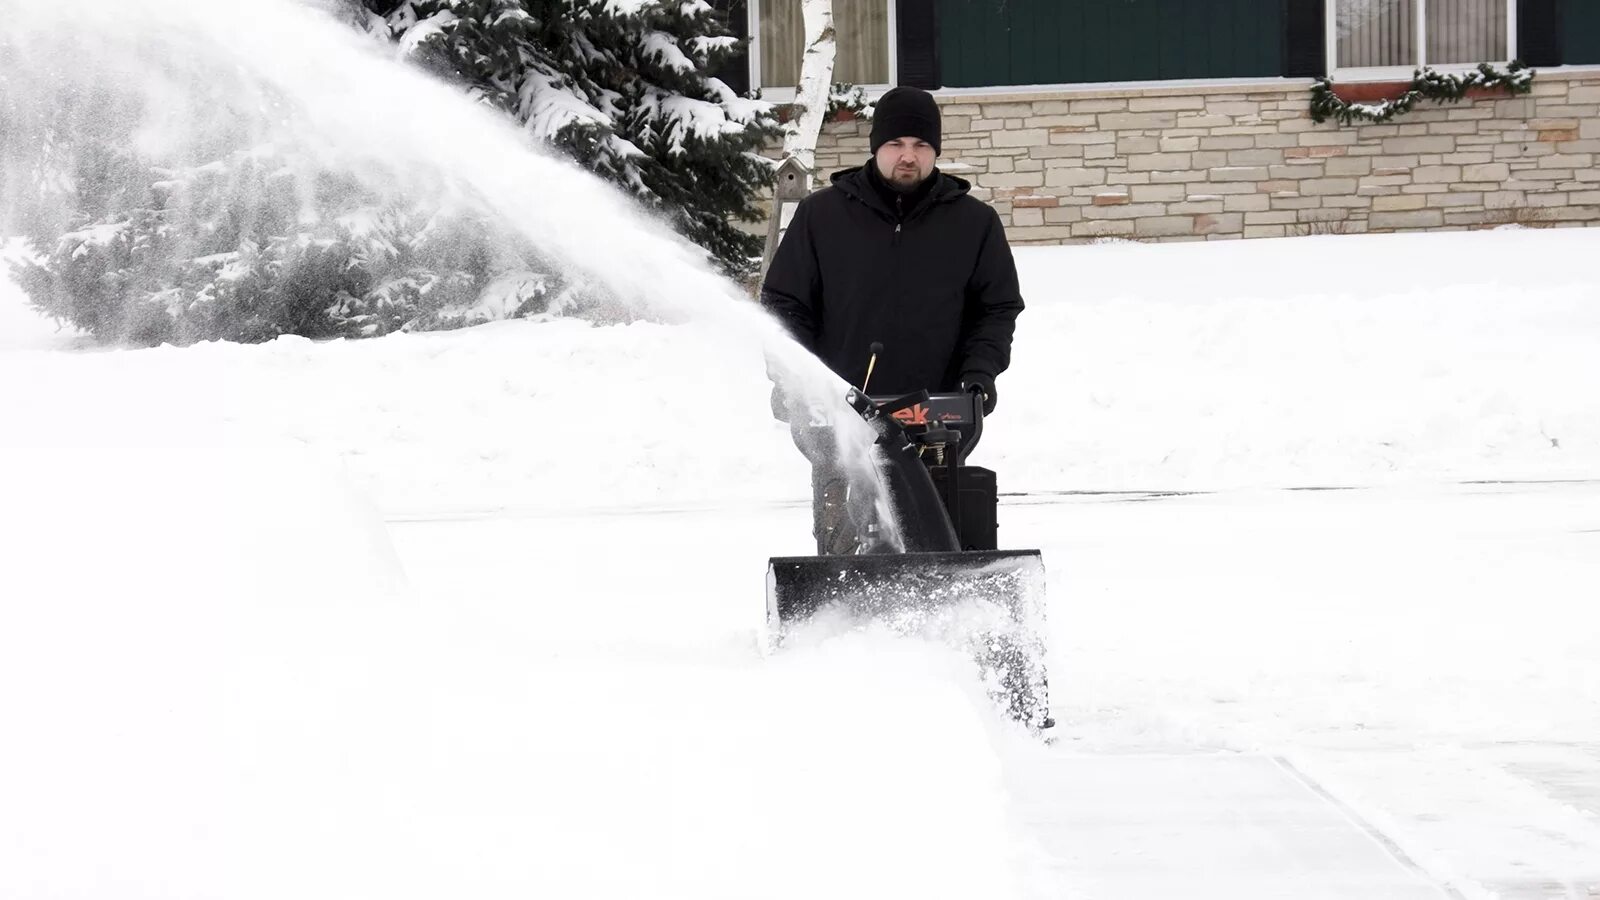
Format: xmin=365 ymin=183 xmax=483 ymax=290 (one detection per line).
xmin=0 ymin=443 xmax=1047 ymax=899
xmin=0 ymin=445 xmax=417 ymax=899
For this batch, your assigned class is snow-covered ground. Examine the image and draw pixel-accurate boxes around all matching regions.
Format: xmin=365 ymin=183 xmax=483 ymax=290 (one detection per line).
xmin=2 ymin=229 xmax=1598 ymax=899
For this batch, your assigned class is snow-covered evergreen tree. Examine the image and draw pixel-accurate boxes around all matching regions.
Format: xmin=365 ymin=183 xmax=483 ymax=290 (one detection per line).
xmin=1 ymin=11 xmax=566 ymax=346
xmin=6 ymin=122 xmax=555 ymax=345
xmin=3 ymin=0 xmax=773 ymax=346
xmin=364 ymin=0 xmax=782 ymax=274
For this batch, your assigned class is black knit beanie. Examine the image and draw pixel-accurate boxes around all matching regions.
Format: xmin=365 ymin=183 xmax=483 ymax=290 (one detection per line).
xmin=870 ymin=86 xmax=941 ymax=156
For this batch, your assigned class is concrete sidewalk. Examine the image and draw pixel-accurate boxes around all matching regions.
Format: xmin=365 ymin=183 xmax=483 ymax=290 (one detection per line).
xmin=1011 ymin=754 xmax=1453 ymax=900
xmin=1012 ymin=750 xmax=1600 ymax=900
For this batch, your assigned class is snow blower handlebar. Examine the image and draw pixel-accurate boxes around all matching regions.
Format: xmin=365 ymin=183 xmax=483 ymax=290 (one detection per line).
xmin=844 ymin=387 xmax=986 ymax=465
xmin=847 ymin=343 xmax=987 ymax=458
xmin=847 ymin=386 xmax=928 ymax=420
xmin=842 ymin=385 xmax=990 ymax=541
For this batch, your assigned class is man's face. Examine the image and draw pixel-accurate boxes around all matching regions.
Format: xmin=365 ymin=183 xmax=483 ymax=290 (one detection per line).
xmin=874 ymin=136 xmax=937 ymax=191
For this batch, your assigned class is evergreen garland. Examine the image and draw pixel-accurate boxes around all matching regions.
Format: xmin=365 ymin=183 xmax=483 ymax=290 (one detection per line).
xmin=826 ymin=83 xmax=873 ymax=120
xmin=1311 ymin=62 xmax=1535 ymax=126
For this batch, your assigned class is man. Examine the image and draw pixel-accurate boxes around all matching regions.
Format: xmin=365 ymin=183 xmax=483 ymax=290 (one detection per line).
xmin=760 ymin=85 xmax=1023 ymax=413
xmin=760 ymin=85 xmax=1025 ymax=553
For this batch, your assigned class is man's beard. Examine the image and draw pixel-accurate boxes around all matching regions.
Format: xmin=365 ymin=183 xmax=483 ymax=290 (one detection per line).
xmin=884 ymin=165 xmax=928 ymax=193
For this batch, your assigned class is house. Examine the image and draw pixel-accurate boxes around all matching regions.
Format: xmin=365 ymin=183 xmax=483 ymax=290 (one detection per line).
xmin=715 ymin=1 xmax=1600 ymax=243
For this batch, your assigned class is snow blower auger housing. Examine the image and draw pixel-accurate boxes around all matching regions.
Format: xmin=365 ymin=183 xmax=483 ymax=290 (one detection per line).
xmin=767 ymin=386 xmax=1050 ymax=730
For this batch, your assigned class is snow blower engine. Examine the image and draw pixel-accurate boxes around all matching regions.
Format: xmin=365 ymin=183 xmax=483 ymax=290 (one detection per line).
xmin=766 ymin=356 xmax=1050 ymax=731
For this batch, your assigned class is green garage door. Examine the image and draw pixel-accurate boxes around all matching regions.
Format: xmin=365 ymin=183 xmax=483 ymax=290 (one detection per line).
xmin=938 ymin=0 xmax=1286 ymax=88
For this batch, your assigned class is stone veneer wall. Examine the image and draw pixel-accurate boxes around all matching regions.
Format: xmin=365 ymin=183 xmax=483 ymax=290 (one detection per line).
xmin=803 ymin=69 xmax=1600 ymax=244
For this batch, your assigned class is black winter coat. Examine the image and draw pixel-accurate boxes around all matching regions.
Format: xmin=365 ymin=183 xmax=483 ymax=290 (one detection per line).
xmin=759 ymin=163 xmax=1024 ymax=396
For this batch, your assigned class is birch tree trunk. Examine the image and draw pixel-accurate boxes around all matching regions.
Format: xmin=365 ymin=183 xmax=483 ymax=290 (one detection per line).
xmin=782 ymin=0 xmax=836 ymax=173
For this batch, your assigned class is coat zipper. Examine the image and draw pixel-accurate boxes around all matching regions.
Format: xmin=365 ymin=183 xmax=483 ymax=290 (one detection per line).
xmin=837 ymin=180 xmax=950 ymax=243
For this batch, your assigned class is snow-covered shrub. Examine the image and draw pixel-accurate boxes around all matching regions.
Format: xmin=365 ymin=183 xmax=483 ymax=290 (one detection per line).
xmin=8 ymin=140 xmax=560 ymax=344
xmin=7 ymin=171 xmax=565 ymax=344
xmin=3 ymin=0 xmax=774 ymax=346
xmin=1 ymin=16 xmax=568 ymax=345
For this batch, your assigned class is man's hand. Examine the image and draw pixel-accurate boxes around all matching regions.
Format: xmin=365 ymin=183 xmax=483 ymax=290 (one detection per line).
xmin=961 ymin=373 xmax=997 ymax=416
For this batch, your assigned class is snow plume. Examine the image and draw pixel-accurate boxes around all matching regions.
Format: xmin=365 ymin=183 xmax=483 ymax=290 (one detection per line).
xmin=0 ymin=2 xmax=925 ymax=894
xmin=0 ymin=0 xmax=886 ymax=520
xmin=0 ymin=11 xmax=570 ymax=343
xmin=0 ymin=11 xmax=898 ymax=511
xmin=374 ymin=0 xmax=783 ymax=272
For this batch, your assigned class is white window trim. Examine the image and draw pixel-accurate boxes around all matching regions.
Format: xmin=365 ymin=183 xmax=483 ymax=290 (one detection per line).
xmin=1327 ymin=0 xmax=1517 ymax=80
xmin=746 ymin=0 xmax=897 ymax=100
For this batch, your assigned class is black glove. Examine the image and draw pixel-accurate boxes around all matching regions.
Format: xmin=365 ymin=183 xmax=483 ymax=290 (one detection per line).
xmin=961 ymin=373 xmax=997 ymax=416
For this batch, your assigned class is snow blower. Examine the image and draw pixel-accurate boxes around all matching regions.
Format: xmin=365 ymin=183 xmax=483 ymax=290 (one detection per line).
xmin=766 ymin=363 xmax=1050 ymax=730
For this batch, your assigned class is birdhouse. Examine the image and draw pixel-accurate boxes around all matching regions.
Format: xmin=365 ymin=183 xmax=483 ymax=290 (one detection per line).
xmin=760 ymin=156 xmax=814 ymax=284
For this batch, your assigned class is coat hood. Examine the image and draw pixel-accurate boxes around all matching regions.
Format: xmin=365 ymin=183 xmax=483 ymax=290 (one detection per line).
xmin=830 ymin=163 xmax=972 ymax=218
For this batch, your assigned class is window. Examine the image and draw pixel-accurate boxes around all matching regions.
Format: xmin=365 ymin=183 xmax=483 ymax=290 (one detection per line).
xmin=752 ymin=0 xmax=894 ymax=94
xmin=1331 ymin=0 xmax=1515 ymax=74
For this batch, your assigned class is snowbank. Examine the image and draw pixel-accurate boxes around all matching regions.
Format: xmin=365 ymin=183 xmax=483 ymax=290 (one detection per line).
xmin=5 ymin=229 xmax=1596 ymax=516
xmin=996 ymin=227 xmax=1600 ymax=491
xmin=0 ymin=445 xmax=415 ymax=900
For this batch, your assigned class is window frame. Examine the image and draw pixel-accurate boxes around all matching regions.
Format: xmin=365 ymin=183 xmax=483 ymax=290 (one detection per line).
xmin=746 ymin=0 xmax=898 ymax=101
xmin=1326 ymin=0 xmax=1517 ymax=80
